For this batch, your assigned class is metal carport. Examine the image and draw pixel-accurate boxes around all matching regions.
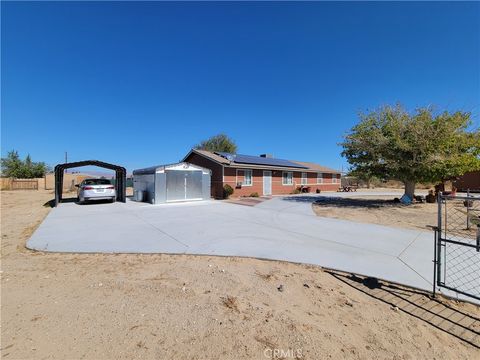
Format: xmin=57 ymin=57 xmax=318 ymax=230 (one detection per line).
xmin=54 ymin=160 xmax=126 ymax=207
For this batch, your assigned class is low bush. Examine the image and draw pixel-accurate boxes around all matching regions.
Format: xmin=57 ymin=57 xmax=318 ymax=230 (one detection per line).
xmin=291 ymin=189 xmax=301 ymax=194
xmin=249 ymin=192 xmax=259 ymax=197
xmin=223 ymin=184 xmax=234 ymax=199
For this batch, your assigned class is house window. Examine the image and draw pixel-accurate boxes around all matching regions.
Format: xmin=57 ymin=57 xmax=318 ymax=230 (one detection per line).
xmin=301 ymin=172 xmax=308 ymax=185
xmin=332 ymin=175 xmax=338 ymax=184
xmin=282 ymin=171 xmax=293 ymax=185
xmin=244 ymin=169 xmax=252 ymax=186
xmin=237 ymin=169 xmax=253 ymax=186
xmin=317 ymin=173 xmax=323 ymax=184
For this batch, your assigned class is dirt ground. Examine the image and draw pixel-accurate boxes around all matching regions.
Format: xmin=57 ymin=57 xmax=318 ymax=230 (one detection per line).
xmin=313 ymin=190 xmax=437 ymax=231
xmin=1 ymin=190 xmax=479 ymax=359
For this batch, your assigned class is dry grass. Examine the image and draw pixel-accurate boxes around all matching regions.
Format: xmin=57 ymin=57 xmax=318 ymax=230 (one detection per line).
xmin=313 ymin=194 xmax=437 ymax=230
xmin=221 ymin=295 xmax=240 ymax=312
xmin=255 ymin=271 xmax=276 ymax=281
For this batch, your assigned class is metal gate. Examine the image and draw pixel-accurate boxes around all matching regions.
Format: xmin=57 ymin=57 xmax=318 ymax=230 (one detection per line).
xmin=434 ymin=193 xmax=480 ymax=300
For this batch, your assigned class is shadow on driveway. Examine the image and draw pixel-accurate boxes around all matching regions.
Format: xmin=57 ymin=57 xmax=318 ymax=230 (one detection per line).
xmin=43 ymin=197 xmax=115 ymax=207
xmin=314 ymin=197 xmax=403 ymax=209
xmin=281 ymin=195 xmax=400 ymax=209
xmin=281 ymin=196 xmax=325 ymax=204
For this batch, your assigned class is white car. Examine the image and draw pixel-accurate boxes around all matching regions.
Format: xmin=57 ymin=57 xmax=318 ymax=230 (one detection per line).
xmin=76 ymin=178 xmax=116 ymax=203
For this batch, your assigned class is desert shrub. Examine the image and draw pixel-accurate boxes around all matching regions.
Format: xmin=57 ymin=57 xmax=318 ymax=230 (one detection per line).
xmin=249 ymin=192 xmax=259 ymax=197
xmin=223 ymin=184 xmax=234 ymax=199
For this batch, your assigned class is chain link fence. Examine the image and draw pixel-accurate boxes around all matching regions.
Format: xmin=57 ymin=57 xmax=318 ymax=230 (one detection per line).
xmin=435 ymin=193 xmax=480 ymax=300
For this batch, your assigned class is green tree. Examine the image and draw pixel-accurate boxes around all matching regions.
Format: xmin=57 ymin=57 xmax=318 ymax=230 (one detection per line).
xmin=195 ymin=133 xmax=237 ymax=153
xmin=23 ymin=154 xmax=33 ymax=178
xmin=341 ymin=105 xmax=480 ymax=198
xmin=30 ymin=161 xmax=49 ymax=178
xmin=1 ymin=150 xmax=49 ymax=178
xmin=0 ymin=150 xmax=23 ymax=178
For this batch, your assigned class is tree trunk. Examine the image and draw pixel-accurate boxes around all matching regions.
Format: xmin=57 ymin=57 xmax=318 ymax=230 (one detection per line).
xmin=404 ymin=180 xmax=416 ymax=199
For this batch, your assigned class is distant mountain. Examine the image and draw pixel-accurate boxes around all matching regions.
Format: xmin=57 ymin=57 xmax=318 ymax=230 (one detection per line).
xmin=65 ymin=169 xmax=132 ymax=177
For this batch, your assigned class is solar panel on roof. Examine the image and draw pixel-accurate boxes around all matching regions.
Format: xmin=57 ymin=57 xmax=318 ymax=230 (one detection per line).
xmin=214 ymin=152 xmax=308 ymax=169
xmin=216 ymin=152 xmax=235 ymax=161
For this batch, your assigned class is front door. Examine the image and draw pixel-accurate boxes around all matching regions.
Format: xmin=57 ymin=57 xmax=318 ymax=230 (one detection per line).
xmin=263 ymin=171 xmax=272 ymax=196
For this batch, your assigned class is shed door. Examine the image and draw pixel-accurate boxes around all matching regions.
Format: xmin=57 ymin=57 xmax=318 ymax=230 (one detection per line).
xmin=166 ymin=170 xmax=203 ymax=202
xmin=186 ymin=171 xmax=203 ymax=200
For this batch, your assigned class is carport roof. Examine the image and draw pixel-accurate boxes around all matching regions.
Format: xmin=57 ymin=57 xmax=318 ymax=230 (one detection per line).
xmin=54 ymin=160 xmax=126 ymax=172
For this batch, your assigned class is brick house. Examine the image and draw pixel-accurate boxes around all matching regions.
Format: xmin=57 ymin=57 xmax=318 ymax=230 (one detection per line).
xmin=182 ymin=149 xmax=341 ymax=198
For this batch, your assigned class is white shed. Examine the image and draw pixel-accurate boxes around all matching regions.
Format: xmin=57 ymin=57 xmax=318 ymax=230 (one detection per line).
xmin=132 ymin=162 xmax=211 ymax=204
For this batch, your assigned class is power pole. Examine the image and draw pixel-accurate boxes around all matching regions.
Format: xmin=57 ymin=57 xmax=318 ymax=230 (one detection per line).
xmin=65 ymin=152 xmax=68 ymax=173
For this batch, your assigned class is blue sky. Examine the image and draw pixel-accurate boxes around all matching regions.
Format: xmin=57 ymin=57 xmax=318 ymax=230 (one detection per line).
xmin=2 ymin=1 xmax=479 ymax=173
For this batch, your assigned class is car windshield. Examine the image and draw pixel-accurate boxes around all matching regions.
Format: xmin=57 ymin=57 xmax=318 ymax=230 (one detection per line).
xmin=84 ymin=179 xmax=111 ymax=185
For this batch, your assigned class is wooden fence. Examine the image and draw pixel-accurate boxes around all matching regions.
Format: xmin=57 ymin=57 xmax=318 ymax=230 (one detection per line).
xmin=1 ymin=174 xmax=91 ymax=190
xmin=1 ymin=178 xmax=40 ymax=190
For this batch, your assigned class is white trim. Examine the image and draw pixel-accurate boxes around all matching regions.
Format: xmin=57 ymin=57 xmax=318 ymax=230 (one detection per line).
xmin=301 ymin=172 xmax=308 ymax=185
xmin=162 ymin=163 xmax=205 ymax=172
xmin=317 ymin=172 xmax=323 ymax=184
xmin=282 ymin=171 xmax=293 ymax=186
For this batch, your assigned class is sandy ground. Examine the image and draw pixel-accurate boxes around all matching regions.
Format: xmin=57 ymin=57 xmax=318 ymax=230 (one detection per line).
xmin=1 ymin=190 xmax=479 ymax=359
xmin=313 ymin=191 xmax=437 ymax=231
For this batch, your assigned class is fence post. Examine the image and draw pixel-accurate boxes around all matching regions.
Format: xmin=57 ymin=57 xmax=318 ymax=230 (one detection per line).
xmin=433 ymin=227 xmax=437 ymax=297
xmin=436 ymin=192 xmax=443 ymax=289
xmin=466 ymin=189 xmax=471 ymax=230
xmin=476 ymin=224 xmax=480 ymax=253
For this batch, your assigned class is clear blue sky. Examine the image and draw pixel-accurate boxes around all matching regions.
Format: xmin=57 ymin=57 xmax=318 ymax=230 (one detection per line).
xmin=2 ymin=1 xmax=479 ymax=173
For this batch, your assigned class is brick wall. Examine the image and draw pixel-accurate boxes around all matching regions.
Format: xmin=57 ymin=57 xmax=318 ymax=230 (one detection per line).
xmin=224 ymin=168 xmax=339 ymax=197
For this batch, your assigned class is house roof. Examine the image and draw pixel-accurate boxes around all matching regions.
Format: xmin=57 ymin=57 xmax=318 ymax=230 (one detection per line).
xmin=288 ymin=160 xmax=339 ymax=174
xmin=184 ymin=149 xmax=340 ymax=174
xmin=190 ymin=149 xmax=231 ymax=165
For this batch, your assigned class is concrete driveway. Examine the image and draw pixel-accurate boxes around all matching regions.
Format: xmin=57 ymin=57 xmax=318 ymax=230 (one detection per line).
xmin=28 ymin=193 xmax=461 ymax=300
